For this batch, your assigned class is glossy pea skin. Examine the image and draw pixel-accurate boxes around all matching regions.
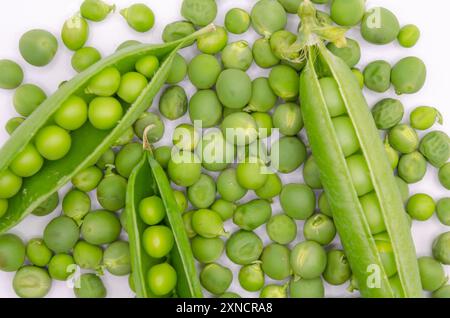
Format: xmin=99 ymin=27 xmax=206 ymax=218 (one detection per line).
xmin=5 ymin=117 xmax=25 ymax=135
xmin=19 ymin=29 xmax=58 ymax=66
xmin=192 ymin=209 xmax=226 ymax=238
xmin=410 ymin=106 xmax=442 ymax=131
xmin=419 ymin=131 xmax=450 ymax=168
xmin=120 ymin=4 xmax=155 ymax=32
xmin=388 ymin=124 xmax=418 ymax=154
xmin=391 ymin=56 xmax=427 ymax=95
xmin=72 ymin=166 xmax=103 ymax=192
xmin=35 ymin=125 xmax=72 ymax=161
xmin=217 ymin=168 xmax=247 ymax=202
xmin=166 ymin=53 xmax=187 ymax=84
xmin=0 ymin=59 xmax=23 ymax=89
xmin=406 ymin=193 xmax=435 ymax=221
xmin=432 ymin=231 xmax=450 ymax=264
xmin=216 ymin=69 xmax=252 ymax=109
xmin=189 ymin=90 xmax=222 ymax=128
xmin=88 ymin=97 xmax=123 ymax=130
xmin=330 ymin=0 xmax=365 ymax=26
xmin=323 ymin=249 xmax=352 ymax=285
xmin=260 ymin=284 xmax=287 ymax=298
xmin=226 ymin=230 xmax=263 ymax=265
xmin=272 ymin=103 xmax=303 ymax=136
xmin=54 ymin=95 xmax=88 ymax=131
xmin=398 ymin=151 xmax=427 ymax=184
xmin=332 ymin=115 xmax=360 ymax=157
xmin=13 ymin=266 xmax=52 ymax=298
xmin=246 ymin=77 xmax=277 ymax=113
xmin=0 ymin=199 xmax=7 ymax=218
xmin=188 ymin=174 xmax=216 ymax=209
xmin=162 ymin=21 xmax=196 ymax=43
xmin=197 ymin=26 xmax=228 ymax=55
xmin=96 ymin=149 xmax=115 ymax=170
xmin=173 ymin=124 xmax=199 ymax=152
xmin=327 ymin=38 xmax=361 ymax=68
xmin=80 ymin=0 xmax=115 ymax=22
xmin=142 ymin=225 xmax=174 ymax=258
xmin=318 ymin=192 xmax=332 ymax=218
xmin=61 ymin=15 xmax=89 ymax=51
xmin=271 ymin=136 xmax=307 ymax=174
xmin=32 ymin=192 xmax=60 ymax=217
xmin=418 ymin=256 xmax=447 ymax=292
xmin=13 ymin=84 xmax=47 ymax=117
xmin=222 ymin=112 xmax=258 ymax=146
xmin=363 ymin=60 xmax=391 ymax=93
xmin=290 ymin=241 xmax=327 ymax=279
xmin=115 ymin=143 xmax=143 ymax=178
xmin=221 ymin=41 xmax=253 ymax=71
xmin=398 ymin=24 xmax=420 ymax=48
xmin=182 ymin=210 xmax=196 ymax=238
xmin=48 ymin=254 xmax=75 ymax=280
xmin=10 ymin=144 xmax=43 ymax=178
xmin=147 ymin=263 xmax=177 ymax=296
xmin=261 ymin=243 xmax=291 ymax=280
xmin=439 ymin=163 xmax=450 ymax=190
xmin=319 ymin=77 xmax=346 ymax=117
xmin=134 ymin=112 xmax=164 ymax=142
xmin=236 ymin=158 xmax=268 ymax=190
xmin=303 ymin=156 xmax=322 ymax=189
xmin=269 ymin=65 xmax=299 ymax=101
xmin=352 ymin=68 xmax=365 ymax=89
xmin=117 ymin=72 xmax=148 ymax=104
xmin=269 ymin=30 xmax=296 ymax=61
xmin=153 ymin=146 xmax=171 ymax=170
xmin=346 ymin=154 xmax=374 ymax=196
xmin=360 ymin=192 xmax=386 ymax=234
xmin=200 ymin=263 xmax=233 ymax=295
xmin=188 ymin=54 xmax=221 ymax=89
xmin=0 ymin=234 xmax=26 ymax=272
xmin=168 ymin=151 xmax=201 ymax=187
xmin=103 ymin=241 xmax=131 ymax=276
xmin=239 ymin=263 xmax=264 ymax=292
xmin=85 ymin=66 xmax=121 ymax=96
xmin=289 ymin=277 xmax=324 ymax=298
xmin=361 ymin=7 xmax=400 ymax=45
xmin=191 ymin=236 xmax=224 ymax=263
xmin=81 ymin=210 xmax=121 ymax=245
xmin=43 ymin=216 xmax=80 ymax=253
xmin=135 ymin=55 xmax=159 ymax=79
xmin=97 ymin=173 xmax=127 ymax=211
xmin=280 ymin=184 xmax=315 ymax=220
xmin=0 ymin=169 xmax=22 ymax=199
xmin=266 ymin=214 xmax=296 ymax=245
xmin=251 ymin=0 xmax=287 ymax=37
xmin=200 ymin=130 xmax=233 ymax=171
xmin=62 ymin=189 xmax=91 ymax=224
xmin=252 ymin=38 xmax=280 ymax=69
xmin=371 ymin=98 xmax=404 ymax=130
xmin=303 ymin=213 xmax=336 ymax=245
xmin=225 ymin=8 xmax=250 ymax=34
xmin=233 ymin=199 xmax=272 ymax=231
xmin=255 ymin=173 xmax=282 ymax=200
xmin=73 ymin=241 xmax=103 ymax=270
xmin=74 ymin=273 xmax=106 ymax=298
xmin=139 ymin=195 xmax=165 ymax=226
xmin=436 ymin=198 xmax=450 ymax=226
xmin=210 ymin=199 xmax=235 ymax=221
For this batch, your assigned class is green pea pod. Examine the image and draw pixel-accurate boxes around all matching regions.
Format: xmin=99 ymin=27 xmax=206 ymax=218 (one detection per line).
xmin=0 ymin=25 xmax=214 ymax=233
xmin=127 ymin=148 xmax=202 ymax=298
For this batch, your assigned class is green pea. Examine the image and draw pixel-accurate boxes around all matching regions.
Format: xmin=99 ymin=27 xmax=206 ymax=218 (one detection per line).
xmin=189 ymin=90 xmax=222 ymax=127
xmin=251 ymin=112 xmax=273 ymax=138
xmin=374 ymin=233 xmax=397 ymax=277
xmin=54 ymin=95 xmax=88 ymax=131
xmin=255 ymin=172 xmax=282 ymax=200
xmin=5 ymin=117 xmax=25 ymax=135
xmin=182 ymin=210 xmax=196 ymax=238
xmin=272 ymin=103 xmax=303 ymax=136
xmin=233 ymin=199 xmax=272 ymax=231
xmin=371 ymin=98 xmax=404 ymax=130
xmin=289 ymin=277 xmax=324 ymax=298
xmin=0 ymin=234 xmax=26 ymax=272
xmin=269 ymin=29 xmax=298 ymax=60
xmin=115 ymin=143 xmax=143 ymax=178
xmin=120 ymin=3 xmax=155 ymax=32
xmin=134 ymin=112 xmax=164 ymax=142
xmin=436 ymin=198 xmax=450 ymax=226
xmin=327 ymin=38 xmax=361 ymax=68
xmin=192 ymin=209 xmax=227 ymax=238
xmin=410 ymin=106 xmax=442 ymax=131
xmin=200 ymin=130 xmax=233 ymax=171
xmin=200 ymin=263 xmax=232 ymax=295
xmin=162 ymin=21 xmax=196 ymax=43
xmin=219 ymin=292 xmax=241 ymax=298
xmin=260 ymin=284 xmax=288 ymax=298
xmin=72 ymin=166 xmax=103 ymax=192
xmin=73 ymin=240 xmax=103 ymax=270
xmin=142 ymin=225 xmax=174 ymax=258
xmin=330 ymin=0 xmax=365 ymax=26
xmin=225 ymin=8 xmax=250 ymax=34
xmin=96 ymin=149 xmax=115 ymax=170
xmin=0 ymin=199 xmax=7 ymax=218
xmin=166 ymin=53 xmax=187 ymax=84
xmin=277 ymin=0 xmax=302 ymax=13
xmin=398 ymin=151 xmax=427 ymax=184
xmin=226 ymin=230 xmax=263 ymax=265
xmin=32 ymin=192 xmax=60 ymax=217
xmin=197 ymin=26 xmax=228 ymax=55
xmin=13 ymin=84 xmax=47 ymax=117
xmin=62 ymin=15 xmax=89 ymax=51
xmin=188 ymin=174 xmax=216 ymax=209
xmin=269 ymin=65 xmax=299 ymax=101
xmin=271 ymin=136 xmax=307 ymax=173
xmin=363 ymin=60 xmax=391 ymax=93
xmin=217 ymin=168 xmax=247 ymax=202
xmin=173 ymin=190 xmax=188 ymax=213
xmin=0 ymin=169 xmax=22 ymax=199
xmin=346 ymin=154 xmax=374 ymax=196
xmin=318 ymin=192 xmax=332 ymax=217
xmin=0 ymin=59 xmax=23 ymax=89
xmin=135 ymin=55 xmax=159 ymax=79
xmin=191 ymin=236 xmax=224 ymax=263
xmin=114 ymin=127 xmax=134 ymax=147
xmin=319 ymin=77 xmax=346 ymax=117
xmin=323 ymin=249 xmax=352 ymax=285
xmin=74 ymin=273 xmax=106 ymax=298
xmin=222 ymin=112 xmax=258 ymax=146
xmin=188 ymin=54 xmax=221 ymax=89
xmin=303 ymin=213 xmax=336 ymax=245
xmin=301 ymin=156 xmax=321 ymax=190
xmin=251 ymin=0 xmax=287 ymax=37
xmin=239 ymin=263 xmax=264 ymax=292
xmin=85 ymin=66 xmax=121 ymax=96
xmin=439 ymin=163 xmax=450 ymax=190
xmin=181 ymin=0 xmax=217 ymax=26
xmin=391 ymin=56 xmax=427 ymax=95
xmin=419 ymin=131 xmax=450 ymax=168
xmin=154 ymin=146 xmax=171 ymax=170
xmin=417 ymin=256 xmax=447 ymax=292
xmin=81 ymin=0 xmax=115 ymax=22
xmin=48 ymin=254 xmax=75 ymax=281
xmin=252 ymin=38 xmax=280 ymax=69
xmin=139 ymin=196 xmax=166 ymax=226
xmin=62 ymin=189 xmax=91 ymax=224
xmin=244 ymin=77 xmax=277 ymax=113
xmin=115 ymin=40 xmax=141 ymax=52
xmin=97 ymin=172 xmax=127 ymax=211
xmin=13 ymin=266 xmax=51 ymax=298
xmin=19 ymin=29 xmax=58 ymax=66
xmin=173 ymin=124 xmax=199 ymax=152
xmin=44 ymin=216 xmax=80 ymax=253
xmin=266 ymin=214 xmax=297 ymax=245
xmin=388 ymin=124 xmax=419 ymax=154
xmin=216 ymin=69 xmax=252 ymax=109
xmin=291 ymin=241 xmax=327 ymax=279
xmin=221 ymin=41 xmax=253 ymax=71
xmin=210 ymin=199 xmax=235 ymax=221
xmin=236 ymin=158 xmax=268 ymax=190
xmin=332 ymin=115 xmax=360 ymax=157
xmin=406 ymin=193 xmax=435 ymax=221
xmin=117 ymin=72 xmax=148 ymax=104
xmin=359 ymin=192 xmax=386 ymax=234
xmin=10 ymin=144 xmax=44 ymax=178
xmin=168 ymin=151 xmax=201 ymax=187
xmin=352 ymin=68 xmax=365 ymax=89
xmin=361 ymin=7 xmax=400 ymax=45
xmin=81 ymin=210 xmax=121 ymax=245
xmin=432 ymin=285 xmax=450 ymax=298
xmin=397 ymin=24 xmax=420 ymax=48
xmin=147 ymin=263 xmax=177 ymax=296
xmin=432 ymin=231 xmax=450 ymax=265
xmin=280 ymin=184 xmax=315 ymax=220
xmin=103 ymin=241 xmax=131 ymax=276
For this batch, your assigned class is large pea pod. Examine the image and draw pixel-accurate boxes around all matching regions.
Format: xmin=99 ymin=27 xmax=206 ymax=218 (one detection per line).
xmin=300 ymin=41 xmax=422 ymax=297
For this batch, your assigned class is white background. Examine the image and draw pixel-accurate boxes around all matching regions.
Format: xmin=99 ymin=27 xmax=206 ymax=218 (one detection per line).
xmin=0 ymin=0 xmax=449 ymax=298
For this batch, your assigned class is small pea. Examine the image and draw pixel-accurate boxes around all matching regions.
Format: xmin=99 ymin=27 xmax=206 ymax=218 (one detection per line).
xmin=120 ymin=4 xmax=155 ymax=32
xmin=48 ymin=254 xmax=75 ymax=281
xmin=217 ymin=168 xmax=247 ymax=202
xmin=371 ymin=98 xmax=404 ymax=130
xmin=200 ymin=130 xmax=233 ymax=171
xmin=73 ymin=241 xmax=103 ymax=270
xmin=419 ymin=131 xmax=450 ymax=168
xmin=162 ymin=21 xmax=195 ymax=43
xmin=0 ymin=59 xmax=23 ymax=89
xmin=272 ymin=103 xmax=303 ymax=136
xmin=134 ymin=112 xmax=164 ymax=143
xmin=54 ymin=95 xmax=88 ymax=131
xmin=187 ymin=174 xmax=216 ymax=209
xmin=80 ymin=0 xmax=115 ymax=22
xmin=9 ymin=144 xmax=44 ymax=178
xmin=188 ymin=54 xmax=221 ymax=90
xmin=418 ymin=256 xmax=447 ymax=292
xmin=261 ymin=243 xmax=291 ymax=280
xmin=81 ymin=210 xmax=121 ymax=245
xmin=5 ymin=117 xmax=25 ymax=135
xmin=85 ymin=66 xmax=121 ymax=96
xmin=266 ymin=214 xmax=297 ymax=245
xmin=406 ymin=193 xmax=435 ymax=221
xmin=398 ymin=151 xmax=427 ymax=184
xmin=252 ymin=38 xmax=280 ymax=69
xmin=135 ymin=55 xmax=159 ymax=79
xmin=410 ymin=106 xmax=442 ymax=131
xmin=142 ymin=225 xmax=174 ymax=258
xmin=197 ymin=26 xmax=228 ymax=55
xmin=319 ymin=77 xmax=346 ymax=117
xmin=225 ymin=8 xmax=250 ymax=34
xmin=103 ymin=241 xmax=131 ymax=276
xmin=271 ymin=136 xmax=307 ymax=174
xmin=391 ymin=56 xmax=427 ymax=95
xmin=72 ymin=166 xmax=103 ymax=192
xmin=233 ymin=199 xmax=272 ymax=231
xmin=62 ymin=189 xmax=91 ymax=224
xmin=32 ymin=192 xmax=59 ymax=217
xmin=172 ymin=123 xmax=199 ymax=152
xmin=346 ymin=154 xmax=374 ymax=196
xmin=200 ymin=263 xmax=232 ymax=295
xmin=245 ymin=77 xmax=277 ymax=113
xmin=44 ymin=216 xmax=80 ymax=253
xmin=432 ymin=231 xmax=450 ymax=265
xmin=361 ymin=7 xmax=400 ymax=45
xmin=436 ymin=198 xmax=450 ymax=226
xmin=191 ymin=236 xmax=224 ymax=263
xmin=221 ymin=41 xmax=253 ymax=71
xmin=398 ymin=24 xmax=420 ymax=48
xmin=13 ymin=266 xmax=52 ymax=298
xmin=74 ymin=273 xmax=106 ymax=298
xmin=0 ymin=234 xmax=25 ymax=272
xmin=251 ymin=0 xmax=287 ymax=37
xmin=331 ymin=0 xmax=365 ymax=26
xmin=290 ymin=241 xmax=327 ymax=279
xmin=269 ymin=65 xmax=299 ymax=101
xmin=318 ymin=192 xmax=332 ymax=217
xmin=332 ymin=115 xmax=360 ymax=157
xmin=139 ymin=196 xmax=166 ymax=226
xmin=216 ymin=69 xmax=252 ymax=109
xmin=226 ymin=230 xmax=263 ymax=265
xmin=254 ymin=173 xmax=282 ymax=200
xmin=88 ymin=97 xmax=123 ymax=130
xmin=388 ymin=124 xmax=419 ymax=154
xmin=96 ymin=172 xmax=127 ymax=211
xmin=166 ymin=53 xmax=187 ymax=84
xmin=360 ymin=192 xmax=386 ymax=234
xmin=182 ymin=210 xmax=196 ymax=239
xmin=168 ymin=151 xmax=202 ymax=187
xmin=327 ymin=38 xmax=361 ymax=68
xmin=35 ymin=125 xmax=72 ymax=161
xmin=303 ymin=213 xmax=336 ymax=245
xmin=363 ymin=60 xmax=391 ymax=93
xmin=239 ymin=263 xmax=264 ymax=292
xmin=280 ymin=184 xmax=315 ymax=220
xmin=191 ymin=209 xmax=227 ymax=238
xmin=154 ymin=146 xmax=171 ymax=170
xmin=13 ymin=84 xmax=47 ymax=117
xmin=323 ymin=249 xmax=352 ymax=286
xmin=61 ymin=15 xmax=89 ymax=51
xmin=236 ymin=158 xmax=268 ymax=190
xmin=189 ymin=90 xmax=222 ymax=128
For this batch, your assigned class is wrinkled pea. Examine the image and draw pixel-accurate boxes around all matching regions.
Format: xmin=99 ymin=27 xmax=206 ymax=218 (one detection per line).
xmin=134 ymin=112 xmax=164 ymax=143
xmin=419 ymin=131 xmax=450 ymax=168
xmin=371 ymin=98 xmax=404 ymax=130
xmin=398 ymin=151 xmax=427 ymax=184
xmin=159 ymin=85 xmax=188 ymax=120
xmin=303 ymin=213 xmax=336 ymax=245
xmin=181 ymin=0 xmax=217 ymax=27
xmin=162 ymin=21 xmax=196 ymax=43
xmin=226 ymin=230 xmax=263 ymax=265
xmin=363 ymin=60 xmax=391 ymax=93
xmin=327 ymin=38 xmax=361 ymax=68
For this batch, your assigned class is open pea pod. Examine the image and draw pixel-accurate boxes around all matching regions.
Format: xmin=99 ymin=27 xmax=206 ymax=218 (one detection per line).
xmin=127 ymin=149 xmax=202 ymax=298
xmin=0 ymin=26 xmax=214 ymax=233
